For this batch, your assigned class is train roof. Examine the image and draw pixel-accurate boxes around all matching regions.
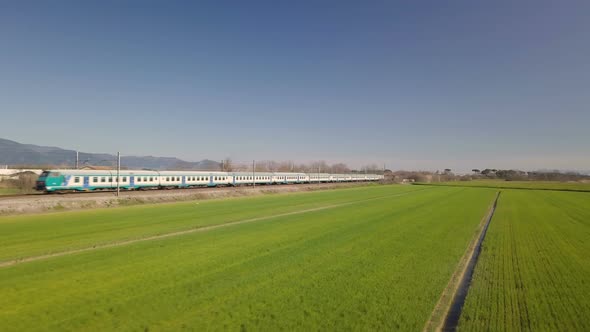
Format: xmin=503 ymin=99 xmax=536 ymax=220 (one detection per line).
xmin=158 ymin=171 xmax=227 ymax=176
xmin=44 ymin=169 xmax=168 ymax=176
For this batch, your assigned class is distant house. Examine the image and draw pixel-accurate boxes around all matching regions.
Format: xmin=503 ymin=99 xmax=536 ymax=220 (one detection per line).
xmin=0 ymin=169 xmax=43 ymax=182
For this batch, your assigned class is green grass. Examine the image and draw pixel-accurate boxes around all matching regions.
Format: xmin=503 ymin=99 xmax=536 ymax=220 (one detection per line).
xmin=458 ymin=190 xmax=590 ymax=331
xmin=0 ymin=185 xmax=421 ymax=262
xmin=0 ymin=188 xmax=19 ymax=195
xmin=0 ymin=185 xmax=496 ymax=331
xmin=418 ymin=180 xmax=590 ymax=192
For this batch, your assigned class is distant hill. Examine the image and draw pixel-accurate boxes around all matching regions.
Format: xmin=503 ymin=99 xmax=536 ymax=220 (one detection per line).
xmin=0 ymin=138 xmax=220 ymax=170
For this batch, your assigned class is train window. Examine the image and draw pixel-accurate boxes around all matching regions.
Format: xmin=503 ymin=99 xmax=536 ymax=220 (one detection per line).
xmin=122 ymin=177 xmax=127 ymax=182
xmin=137 ymin=177 xmax=142 ymax=182
xmin=101 ymin=177 xmax=106 ymax=182
xmin=93 ymin=177 xmax=98 ymax=182
xmin=74 ymin=177 xmax=80 ymax=183
xmin=166 ymin=177 xmax=170 ymax=181
xmin=150 ymin=177 xmax=153 ymax=181
xmin=108 ymin=177 xmax=112 ymax=182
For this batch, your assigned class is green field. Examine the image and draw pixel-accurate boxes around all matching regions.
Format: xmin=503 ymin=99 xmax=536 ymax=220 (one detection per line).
xmin=420 ymin=180 xmax=590 ymax=192
xmin=0 ymin=188 xmax=19 ymax=195
xmin=2 ymin=184 xmax=588 ymax=330
xmin=0 ymin=185 xmax=497 ymax=331
xmin=459 ymin=190 xmax=590 ymax=331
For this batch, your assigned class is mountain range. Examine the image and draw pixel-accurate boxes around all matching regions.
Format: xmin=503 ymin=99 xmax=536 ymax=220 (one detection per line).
xmin=0 ymin=138 xmax=220 ymax=170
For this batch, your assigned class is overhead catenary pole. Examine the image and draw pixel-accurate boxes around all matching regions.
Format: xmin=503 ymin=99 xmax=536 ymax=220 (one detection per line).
xmin=75 ymin=151 xmax=79 ymax=169
xmin=116 ymin=152 xmax=120 ymax=197
xmin=318 ymin=164 xmax=320 ymax=185
xmin=252 ymin=160 xmax=255 ymax=187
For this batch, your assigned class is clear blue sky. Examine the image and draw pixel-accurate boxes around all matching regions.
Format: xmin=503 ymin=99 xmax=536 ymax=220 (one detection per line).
xmin=1 ymin=1 xmax=589 ymax=172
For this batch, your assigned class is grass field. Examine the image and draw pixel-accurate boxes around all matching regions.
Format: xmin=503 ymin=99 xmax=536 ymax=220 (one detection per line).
xmin=0 ymin=188 xmax=19 ymax=195
xmin=419 ymin=180 xmax=590 ymax=192
xmin=0 ymin=185 xmax=497 ymax=331
xmin=459 ymin=190 xmax=590 ymax=331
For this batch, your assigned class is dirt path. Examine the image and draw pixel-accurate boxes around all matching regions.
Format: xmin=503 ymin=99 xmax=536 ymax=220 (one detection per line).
xmin=0 ymin=189 xmax=425 ymax=269
xmin=422 ymin=191 xmax=501 ymax=332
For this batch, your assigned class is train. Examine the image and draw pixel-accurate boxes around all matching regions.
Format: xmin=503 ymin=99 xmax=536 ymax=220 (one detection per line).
xmin=35 ymin=169 xmax=384 ymax=193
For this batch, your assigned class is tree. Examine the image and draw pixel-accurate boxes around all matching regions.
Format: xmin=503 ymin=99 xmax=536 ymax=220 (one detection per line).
xmin=221 ymin=158 xmax=233 ymax=172
xmin=331 ymin=163 xmax=350 ymax=174
xmin=472 ymin=169 xmax=480 ymax=174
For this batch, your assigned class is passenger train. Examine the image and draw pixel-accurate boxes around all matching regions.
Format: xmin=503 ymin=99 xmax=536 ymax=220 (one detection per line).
xmin=35 ymin=169 xmax=384 ymax=193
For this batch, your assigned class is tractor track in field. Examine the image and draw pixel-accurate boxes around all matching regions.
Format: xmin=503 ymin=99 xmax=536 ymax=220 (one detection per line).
xmin=423 ymin=191 xmax=501 ymax=332
xmin=0 ymin=188 xmax=428 ymax=269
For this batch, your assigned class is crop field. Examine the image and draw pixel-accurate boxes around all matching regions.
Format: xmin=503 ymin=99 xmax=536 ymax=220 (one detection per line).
xmin=459 ymin=190 xmax=590 ymax=331
xmin=0 ymin=188 xmax=19 ymax=195
xmin=0 ymin=185 xmax=498 ymax=331
xmin=422 ymin=180 xmax=590 ymax=192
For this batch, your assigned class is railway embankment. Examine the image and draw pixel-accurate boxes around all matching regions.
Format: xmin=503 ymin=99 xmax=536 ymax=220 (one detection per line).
xmin=0 ymin=182 xmax=378 ymax=216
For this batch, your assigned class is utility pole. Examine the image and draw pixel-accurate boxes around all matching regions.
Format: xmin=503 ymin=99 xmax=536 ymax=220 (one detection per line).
xmin=318 ymin=164 xmax=320 ymax=185
xmin=252 ymin=160 xmax=255 ymax=187
xmin=116 ymin=152 xmax=120 ymax=197
xmin=75 ymin=151 xmax=79 ymax=169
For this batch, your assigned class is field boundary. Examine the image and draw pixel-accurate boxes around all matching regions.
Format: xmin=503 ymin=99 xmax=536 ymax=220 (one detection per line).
xmin=413 ymin=182 xmax=590 ymax=193
xmin=422 ymin=191 xmax=501 ymax=332
xmin=0 ymin=188 xmax=428 ymax=269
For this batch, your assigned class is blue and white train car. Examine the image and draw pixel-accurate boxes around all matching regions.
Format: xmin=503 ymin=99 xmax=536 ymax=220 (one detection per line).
xmin=230 ymin=172 xmax=273 ymax=186
xmin=35 ymin=169 xmax=161 ymax=192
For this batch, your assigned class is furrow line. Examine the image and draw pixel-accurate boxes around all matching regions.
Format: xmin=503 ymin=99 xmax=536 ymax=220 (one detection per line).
xmin=0 ymin=189 xmax=427 ymax=268
xmin=423 ymin=191 xmax=501 ymax=332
